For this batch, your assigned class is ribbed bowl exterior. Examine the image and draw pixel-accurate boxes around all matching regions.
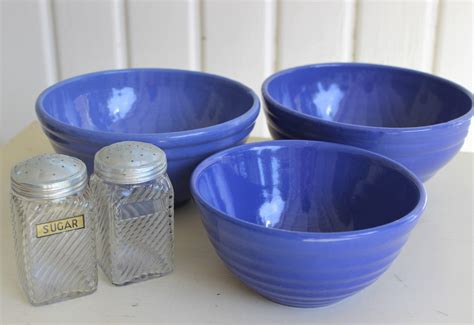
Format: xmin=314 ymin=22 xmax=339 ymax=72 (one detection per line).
xmin=264 ymin=100 xmax=472 ymax=182
xmin=38 ymin=115 xmax=257 ymax=205
xmin=196 ymin=203 xmax=419 ymax=308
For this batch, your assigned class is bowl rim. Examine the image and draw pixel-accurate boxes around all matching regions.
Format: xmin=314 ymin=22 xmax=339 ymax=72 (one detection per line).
xmin=191 ymin=139 xmax=427 ymax=239
xmin=262 ymin=62 xmax=473 ymax=133
xmin=36 ymin=68 xmax=260 ymax=144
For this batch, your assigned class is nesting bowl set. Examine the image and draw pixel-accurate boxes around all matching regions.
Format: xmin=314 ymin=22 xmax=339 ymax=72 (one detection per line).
xmin=35 ymin=63 xmax=473 ymax=308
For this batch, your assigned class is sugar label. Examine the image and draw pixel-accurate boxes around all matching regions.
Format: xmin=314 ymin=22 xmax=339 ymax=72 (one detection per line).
xmin=36 ymin=215 xmax=85 ymax=238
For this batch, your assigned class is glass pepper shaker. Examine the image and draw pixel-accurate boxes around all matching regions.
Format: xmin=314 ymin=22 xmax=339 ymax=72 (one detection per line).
xmin=90 ymin=141 xmax=174 ymax=285
xmin=10 ymin=154 xmax=97 ymax=305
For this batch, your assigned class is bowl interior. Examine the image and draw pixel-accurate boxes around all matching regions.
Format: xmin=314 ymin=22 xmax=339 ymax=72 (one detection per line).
xmin=194 ymin=142 xmax=421 ymax=232
xmin=39 ymin=70 xmax=255 ymax=134
xmin=265 ymin=65 xmax=472 ymax=128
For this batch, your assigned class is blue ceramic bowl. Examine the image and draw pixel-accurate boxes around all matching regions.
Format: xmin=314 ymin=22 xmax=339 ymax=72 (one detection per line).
xmin=262 ymin=63 xmax=473 ymax=181
xmin=191 ymin=140 xmax=426 ymax=308
xmin=36 ymin=68 xmax=260 ymax=204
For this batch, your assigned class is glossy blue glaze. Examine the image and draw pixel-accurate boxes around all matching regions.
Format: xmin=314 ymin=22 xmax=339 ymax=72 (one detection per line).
xmin=36 ymin=68 xmax=260 ymax=204
xmin=191 ymin=140 xmax=426 ymax=308
xmin=262 ymin=63 xmax=473 ymax=181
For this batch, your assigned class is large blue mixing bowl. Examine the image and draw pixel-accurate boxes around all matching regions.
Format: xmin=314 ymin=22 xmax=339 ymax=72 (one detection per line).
xmin=262 ymin=63 xmax=473 ymax=181
xmin=36 ymin=68 xmax=260 ymax=204
xmin=191 ymin=140 xmax=426 ymax=308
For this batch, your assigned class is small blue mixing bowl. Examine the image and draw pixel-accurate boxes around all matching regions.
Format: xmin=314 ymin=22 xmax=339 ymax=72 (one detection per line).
xmin=191 ymin=140 xmax=426 ymax=308
xmin=263 ymin=63 xmax=473 ymax=181
xmin=36 ymin=68 xmax=260 ymax=204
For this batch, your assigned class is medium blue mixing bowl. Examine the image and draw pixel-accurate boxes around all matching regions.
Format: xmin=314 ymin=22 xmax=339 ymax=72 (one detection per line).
xmin=191 ymin=140 xmax=426 ymax=308
xmin=262 ymin=63 xmax=473 ymax=181
xmin=36 ymin=68 xmax=260 ymax=204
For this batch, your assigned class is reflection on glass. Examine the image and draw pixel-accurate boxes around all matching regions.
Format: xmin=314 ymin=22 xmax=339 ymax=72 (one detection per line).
xmin=107 ymin=87 xmax=137 ymax=122
xmin=311 ymin=82 xmax=344 ymax=120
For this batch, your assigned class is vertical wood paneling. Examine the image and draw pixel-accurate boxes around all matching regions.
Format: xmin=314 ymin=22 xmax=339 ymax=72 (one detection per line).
xmin=0 ymin=0 xmax=57 ymax=143
xmin=263 ymin=0 xmax=277 ymax=77
xmin=434 ymin=0 xmax=473 ymax=151
xmin=52 ymin=0 xmax=127 ymax=79
xmin=355 ymin=0 xmax=438 ymax=71
xmin=202 ymin=0 xmax=276 ymax=137
xmin=434 ymin=0 xmax=472 ymax=89
xmin=127 ymin=0 xmax=200 ymax=69
xmin=277 ymin=0 xmax=356 ymax=69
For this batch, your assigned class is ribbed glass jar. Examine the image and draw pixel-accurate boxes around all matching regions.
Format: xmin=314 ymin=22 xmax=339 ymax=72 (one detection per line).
xmin=90 ymin=141 xmax=174 ymax=285
xmin=10 ymin=154 xmax=97 ymax=305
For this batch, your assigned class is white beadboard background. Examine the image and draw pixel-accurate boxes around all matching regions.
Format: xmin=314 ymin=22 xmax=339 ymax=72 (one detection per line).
xmin=1 ymin=0 xmax=472 ymax=151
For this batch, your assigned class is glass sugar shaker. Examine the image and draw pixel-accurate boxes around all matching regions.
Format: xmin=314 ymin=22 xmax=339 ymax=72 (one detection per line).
xmin=10 ymin=154 xmax=97 ymax=305
xmin=90 ymin=141 xmax=174 ymax=285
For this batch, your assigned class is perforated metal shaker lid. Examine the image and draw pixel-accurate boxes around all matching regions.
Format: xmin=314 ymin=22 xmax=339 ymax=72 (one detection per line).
xmin=94 ymin=141 xmax=167 ymax=184
xmin=11 ymin=154 xmax=88 ymax=199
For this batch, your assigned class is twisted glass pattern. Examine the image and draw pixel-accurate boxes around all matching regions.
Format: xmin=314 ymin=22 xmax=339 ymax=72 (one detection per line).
xmin=90 ymin=174 xmax=174 ymax=285
xmin=10 ymin=192 xmax=97 ymax=305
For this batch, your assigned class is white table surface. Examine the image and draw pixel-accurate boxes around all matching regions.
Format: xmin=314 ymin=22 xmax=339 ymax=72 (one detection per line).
xmin=1 ymin=123 xmax=473 ymax=324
